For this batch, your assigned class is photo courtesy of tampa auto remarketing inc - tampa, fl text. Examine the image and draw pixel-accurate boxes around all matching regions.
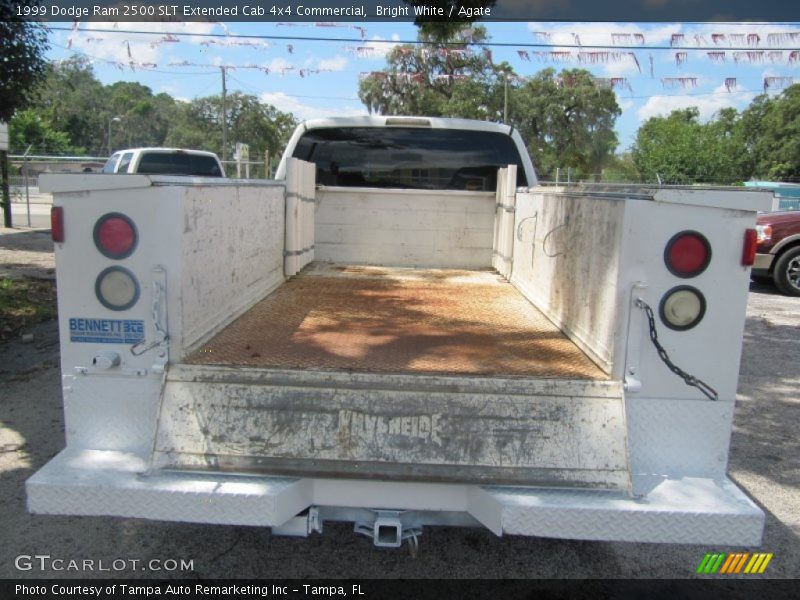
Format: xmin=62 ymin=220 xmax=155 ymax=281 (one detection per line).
xmin=1 ymin=0 xmax=799 ymax=598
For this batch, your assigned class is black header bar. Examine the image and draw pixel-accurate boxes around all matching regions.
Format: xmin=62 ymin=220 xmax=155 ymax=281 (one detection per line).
xmin=8 ymin=0 xmax=800 ymax=23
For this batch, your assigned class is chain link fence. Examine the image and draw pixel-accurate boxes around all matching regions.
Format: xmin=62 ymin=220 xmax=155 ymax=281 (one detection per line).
xmin=8 ymin=155 xmax=279 ymax=200
xmin=4 ymin=154 xmax=281 ymax=228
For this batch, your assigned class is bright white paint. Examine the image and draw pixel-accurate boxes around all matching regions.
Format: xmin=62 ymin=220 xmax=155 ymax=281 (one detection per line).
xmin=510 ymin=188 xmax=625 ymax=374
xmin=492 ymin=166 xmax=517 ymax=279
xmin=283 ymin=158 xmax=316 ymax=276
xmin=28 ymin=448 xmax=763 ymax=545
xmin=315 ymin=187 xmax=496 ymax=268
xmin=180 ymin=183 xmax=285 ymax=352
xmin=30 ymin=170 xmax=772 ymax=546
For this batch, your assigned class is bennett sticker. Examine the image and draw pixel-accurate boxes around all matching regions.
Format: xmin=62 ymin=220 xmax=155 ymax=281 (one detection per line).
xmin=69 ymin=318 xmax=145 ymax=344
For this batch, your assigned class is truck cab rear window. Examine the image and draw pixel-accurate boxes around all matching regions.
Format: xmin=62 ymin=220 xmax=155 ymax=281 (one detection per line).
xmin=136 ymin=153 xmax=223 ymax=177
xmin=102 ymin=153 xmax=121 ymax=173
xmin=292 ymin=127 xmax=527 ymax=191
xmin=116 ymin=152 xmax=134 ymax=173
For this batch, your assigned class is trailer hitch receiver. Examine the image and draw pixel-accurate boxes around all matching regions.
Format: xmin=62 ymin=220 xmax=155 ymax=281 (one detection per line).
xmin=354 ymin=511 xmax=422 ymax=551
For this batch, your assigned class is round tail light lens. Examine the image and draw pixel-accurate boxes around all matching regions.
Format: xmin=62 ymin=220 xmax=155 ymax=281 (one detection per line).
xmin=94 ymin=213 xmax=137 ymax=259
xmin=660 ymin=286 xmax=706 ymax=331
xmin=664 ymin=231 xmax=711 ymax=278
xmin=95 ymin=267 xmax=140 ymax=311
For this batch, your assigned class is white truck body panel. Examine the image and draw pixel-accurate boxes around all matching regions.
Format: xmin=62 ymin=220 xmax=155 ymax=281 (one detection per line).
xmin=315 ymin=187 xmax=496 ymax=268
xmin=31 ymin=130 xmax=772 ymax=546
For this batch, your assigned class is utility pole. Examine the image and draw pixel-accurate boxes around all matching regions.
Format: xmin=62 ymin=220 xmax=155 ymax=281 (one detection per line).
xmin=108 ymin=116 xmax=121 ymax=156
xmin=220 ymin=66 xmax=228 ymax=163
xmin=503 ymin=72 xmax=508 ymax=124
xmin=1 ymin=150 xmax=10 ymax=228
xmin=0 ymin=121 xmax=10 ymax=227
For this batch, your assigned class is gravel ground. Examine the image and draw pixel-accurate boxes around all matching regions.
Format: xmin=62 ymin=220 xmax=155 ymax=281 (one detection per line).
xmin=0 ymin=228 xmax=55 ymax=280
xmin=0 ymin=227 xmax=798 ymax=580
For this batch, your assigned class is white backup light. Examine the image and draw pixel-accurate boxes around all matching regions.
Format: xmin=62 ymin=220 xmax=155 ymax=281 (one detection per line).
xmin=95 ymin=267 xmax=139 ymax=311
xmin=659 ymin=286 xmax=706 ymax=331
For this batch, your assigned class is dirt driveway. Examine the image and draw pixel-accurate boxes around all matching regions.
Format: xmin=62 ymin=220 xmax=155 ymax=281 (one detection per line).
xmin=0 ymin=228 xmax=55 ymax=280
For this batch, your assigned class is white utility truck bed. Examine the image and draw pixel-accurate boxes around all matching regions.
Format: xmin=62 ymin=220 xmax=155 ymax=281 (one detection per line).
xmin=29 ymin=116 xmax=772 ymax=549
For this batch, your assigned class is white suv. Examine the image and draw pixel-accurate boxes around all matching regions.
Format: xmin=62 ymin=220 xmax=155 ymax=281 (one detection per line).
xmin=102 ymin=148 xmax=226 ymax=178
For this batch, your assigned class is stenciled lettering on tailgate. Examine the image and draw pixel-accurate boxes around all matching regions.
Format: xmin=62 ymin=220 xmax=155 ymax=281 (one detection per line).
xmin=69 ymin=317 xmax=145 ymax=344
xmin=338 ymin=410 xmax=444 ymax=446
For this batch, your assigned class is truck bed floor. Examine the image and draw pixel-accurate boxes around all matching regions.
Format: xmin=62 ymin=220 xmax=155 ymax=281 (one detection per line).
xmin=186 ymin=263 xmax=607 ymax=379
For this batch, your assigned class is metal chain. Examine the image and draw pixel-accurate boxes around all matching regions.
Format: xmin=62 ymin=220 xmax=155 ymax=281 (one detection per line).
xmin=130 ymin=280 xmax=169 ymax=356
xmin=636 ymin=299 xmax=718 ymax=401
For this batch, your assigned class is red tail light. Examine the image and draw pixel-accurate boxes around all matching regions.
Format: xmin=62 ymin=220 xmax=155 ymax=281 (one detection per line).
xmin=51 ymin=206 xmax=64 ymax=243
xmin=93 ymin=213 xmax=137 ymax=259
xmin=742 ymin=228 xmax=757 ymax=266
xmin=664 ymin=231 xmax=711 ymax=278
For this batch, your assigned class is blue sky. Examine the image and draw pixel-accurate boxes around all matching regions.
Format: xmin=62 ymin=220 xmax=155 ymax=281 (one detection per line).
xmin=47 ymin=21 xmax=800 ymax=150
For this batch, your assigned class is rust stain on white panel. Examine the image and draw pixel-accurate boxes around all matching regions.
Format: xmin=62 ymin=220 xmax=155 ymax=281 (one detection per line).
xmin=153 ymin=366 xmax=628 ymax=488
xmin=179 ymin=184 xmax=286 ymax=354
xmin=510 ymin=191 xmax=625 ymax=373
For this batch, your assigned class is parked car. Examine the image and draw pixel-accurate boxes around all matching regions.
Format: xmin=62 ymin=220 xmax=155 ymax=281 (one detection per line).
xmin=102 ymin=148 xmax=225 ymax=178
xmin=752 ymin=210 xmax=800 ymax=296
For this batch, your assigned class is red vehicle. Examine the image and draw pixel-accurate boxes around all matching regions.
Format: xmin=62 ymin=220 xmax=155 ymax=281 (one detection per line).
xmin=753 ymin=210 xmax=800 ymax=296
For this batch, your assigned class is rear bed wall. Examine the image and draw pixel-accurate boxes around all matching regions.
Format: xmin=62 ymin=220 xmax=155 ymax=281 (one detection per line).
xmin=314 ymin=187 xmax=496 ymax=268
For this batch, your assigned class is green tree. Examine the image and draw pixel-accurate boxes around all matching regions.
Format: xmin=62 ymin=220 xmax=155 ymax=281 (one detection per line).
xmin=358 ymin=25 xmax=507 ymax=120
xmin=704 ymin=107 xmax=749 ymax=182
xmin=511 ymin=69 xmax=621 ymax=181
xmin=404 ymin=1 xmax=498 ymax=41
xmin=358 ymin=26 xmax=621 ymax=181
xmin=1 ymin=0 xmax=50 ymax=226
xmin=8 ymin=108 xmax=72 ymax=154
xmin=742 ymin=85 xmax=800 ymax=180
xmin=602 ymin=153 xmax=640 ymax=183
xmin=106 ymin=82 xmax=177 ymax=151
xmin=0 ymin=1 xmax=49 ymax=122
xmin=32 ymin=57 xmax=107 ymax=154
xmin=632 ymin=109 xmax=701 ymax=184
xmin=632 ymin=107 xmax=749 ymax=185
xmin=165 ymin=93 xmax=296 ymax=163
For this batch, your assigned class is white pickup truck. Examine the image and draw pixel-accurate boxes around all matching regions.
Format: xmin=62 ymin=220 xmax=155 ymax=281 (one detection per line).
xmin=31 ymin=116 xmax=771 ymax=550
xmin=102 ymin=147 xmax=225 ymax=178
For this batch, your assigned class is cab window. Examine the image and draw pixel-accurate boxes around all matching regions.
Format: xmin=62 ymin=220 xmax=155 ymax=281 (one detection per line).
xmin=136 ymin=153 xmax=224 ymax=176
xmin=102 ymin=153 xmax=121 ymax=173
xmin=291 ymin=127 xmax=528 ymax=191
xmin=116 ymin=152 xmax=134 ymax=173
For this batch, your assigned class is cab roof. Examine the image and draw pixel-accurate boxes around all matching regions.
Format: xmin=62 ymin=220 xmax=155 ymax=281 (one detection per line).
xmin=298 ymin=116 xmax=515 ymax=135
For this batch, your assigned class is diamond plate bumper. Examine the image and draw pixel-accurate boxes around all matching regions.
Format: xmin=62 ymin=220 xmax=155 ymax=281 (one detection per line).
xmin=26 ymin=449 xmax=311 ymax=527
xmin=28 ymin=449 xmax=763 ymax=545
xmin=470 ymin=478 xmax=764 ymax=545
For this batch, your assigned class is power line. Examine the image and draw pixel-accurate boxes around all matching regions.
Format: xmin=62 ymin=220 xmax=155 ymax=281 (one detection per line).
xmin=48 ymin=37 xmax=795 ymax=104
xmin=49 ymin=26 xmax=800 ymax=52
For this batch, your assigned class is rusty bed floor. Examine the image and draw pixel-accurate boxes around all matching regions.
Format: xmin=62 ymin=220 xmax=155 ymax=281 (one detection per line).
xmin=186 ymin=263 xmax=607 ymax=379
